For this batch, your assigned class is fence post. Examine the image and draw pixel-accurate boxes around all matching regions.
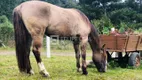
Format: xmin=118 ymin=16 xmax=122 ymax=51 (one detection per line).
xmin=46 ymin=36 xmax=50 ymax=58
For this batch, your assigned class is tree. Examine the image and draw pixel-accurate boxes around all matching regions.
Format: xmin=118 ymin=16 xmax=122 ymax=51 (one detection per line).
xmin=79 ymin=0 xmax=121 ymax=20
xmin=0 ymin=0 xmax=23 ymax=20
xmin=43 ymin=0 xmax=78 ymax=8
xmin=110 ymin=8 xmax=137 ymax=25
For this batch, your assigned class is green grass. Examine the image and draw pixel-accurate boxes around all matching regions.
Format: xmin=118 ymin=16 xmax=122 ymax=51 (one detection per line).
xmin=0 ymin=47 xmax=92 ymax=54
xmin=0 ymin=55 xmax=142 ymax=80
xmin=0 ymin=47 xmax=15 ymax=51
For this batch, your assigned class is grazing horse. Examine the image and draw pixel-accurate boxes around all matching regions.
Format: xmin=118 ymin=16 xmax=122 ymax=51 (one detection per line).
xmin=13 ymin=1 xmax=107 ymax=77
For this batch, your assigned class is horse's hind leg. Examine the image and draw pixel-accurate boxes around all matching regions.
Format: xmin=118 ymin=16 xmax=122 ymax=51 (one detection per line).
xmin=73 ymin=41 xmax=81 ymax=72
xmin=32 ymin=36 xmax=49 ymax=77
xmin=80 ymin=36 xmax=88 ymax=75
xmin=26 ymin=39 xmax=34 ymax=75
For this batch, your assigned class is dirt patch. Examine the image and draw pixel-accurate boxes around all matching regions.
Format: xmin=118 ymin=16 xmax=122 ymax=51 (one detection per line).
xmin=0 ymin=51 xmax=15 ymax=55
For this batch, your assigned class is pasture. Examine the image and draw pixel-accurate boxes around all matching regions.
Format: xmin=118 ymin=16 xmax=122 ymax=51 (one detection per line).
xmin=1 ymin=0 xmax=142 ymax=80
xmin=0 ymin=50 xmax=142 ymax=80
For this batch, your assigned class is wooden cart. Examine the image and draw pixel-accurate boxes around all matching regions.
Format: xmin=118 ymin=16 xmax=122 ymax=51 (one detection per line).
xmin=100 ymin=34 xmax=142 ymax=67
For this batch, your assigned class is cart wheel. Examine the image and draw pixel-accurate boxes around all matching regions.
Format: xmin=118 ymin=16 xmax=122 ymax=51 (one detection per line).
xmin=128 ymin=52 xmax=141 ymax=67
xmin=140 ymin=51 xmax=142 ymax=58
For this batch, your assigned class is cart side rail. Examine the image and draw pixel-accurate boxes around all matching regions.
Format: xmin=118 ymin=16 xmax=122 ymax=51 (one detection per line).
xmin=137 ymin=35 xmax=142 ymax=51
xmin=100 ymin=34 xmax=141 ymax=52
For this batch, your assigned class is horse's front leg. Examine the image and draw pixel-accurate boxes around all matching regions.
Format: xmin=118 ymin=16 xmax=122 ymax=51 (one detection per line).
xmin=73 ymin=41 xmax=81 ymax=72
xmin=32 ymin=36 xmax=49 ymax=77
xmin=80 ymin=36 xmax=88 ymax=75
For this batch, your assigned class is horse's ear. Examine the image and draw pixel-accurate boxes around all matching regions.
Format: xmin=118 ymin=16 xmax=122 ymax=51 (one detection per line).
xmin=101 ymin=44 xmax=107 ymax=56
xmin=102 ymin=44 xmax=106 ymax=49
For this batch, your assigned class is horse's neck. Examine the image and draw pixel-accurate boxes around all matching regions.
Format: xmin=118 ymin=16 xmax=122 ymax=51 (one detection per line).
xmin=93 ymin=39 xmax=101 ymax=52
xmin=89 ymin=34 xmax=101 ymax=53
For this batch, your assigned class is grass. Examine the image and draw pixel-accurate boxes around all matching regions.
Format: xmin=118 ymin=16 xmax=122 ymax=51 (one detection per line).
xmin=0 ymin=55 xmax=142 ymax=80
xmin=0 ymin=47 xmax=92 ymax=55
xmin=0 ymin=47 xmax=15 ymax=51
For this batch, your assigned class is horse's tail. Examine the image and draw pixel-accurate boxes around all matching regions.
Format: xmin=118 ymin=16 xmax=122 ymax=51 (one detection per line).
xmin=13 ymin=9 xmax=32 ymax=73
xmin=88 ymin=24 xmax=100 ymax=52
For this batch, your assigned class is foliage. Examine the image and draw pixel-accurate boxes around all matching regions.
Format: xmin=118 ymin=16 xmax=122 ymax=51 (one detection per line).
xmin=92 ymin=15 xmax=113 ymax=34
xmin=79 ymin=0 xmax=142 ymax=32
xmin=108 ymin=61 xmax=119 ymax=68
xmin=43 ymin=0 xmax=78 ymax=8
xmin=0 ymin=0 xmax=21 ymax=20
xmin=102 ymin=27 xmax=109 ymax=35
xmin=0 ymin=15 xmax=14 ymax=47
xmin=119 ymin=22 xmax=128 ymax=33
xmin=79 ymin=0 xmax=120 ymax=20
xmin=134 ymin=13 xmax=142 ymax=23
xmin=134 ymin=28 xmax=142 ymax=34
xmin=132 ymin=23 xmax=142 ymax=29
xmin=110 ymin=8 xmax=137 ymax=25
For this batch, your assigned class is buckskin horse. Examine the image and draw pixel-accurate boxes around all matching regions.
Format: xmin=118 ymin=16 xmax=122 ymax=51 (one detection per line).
xmin=13 ymin=1 xmax=107 ymax=77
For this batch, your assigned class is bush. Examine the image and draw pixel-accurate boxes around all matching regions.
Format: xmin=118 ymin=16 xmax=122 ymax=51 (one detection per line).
xmin=132 ymin=23 xmax=142 ymax=29
xmin=91 ymin=15 xmax=114 ymax=34
xmin=0 ymin=15 xmax=14 ymax=47
xmin=108 ymin=61 xmax=119 ymax=69
xmin=119 ymin=22 xmax=128 ymax=33
xmin=134 ymin=28 xmax=142 ymax=34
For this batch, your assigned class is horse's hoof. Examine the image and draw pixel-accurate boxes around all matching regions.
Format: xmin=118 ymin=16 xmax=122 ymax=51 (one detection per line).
xmin=29 ymin=70 xmax=34 ymax=75
xmin=77 ymin=68 xmax=82 ymax=72
xmin=39 ymin=70 xmax=50 ymax=77
xmin=42 ymin=73 xmax=49 ymax=77
xmin=27 ymin=70 xmax=34 ymax=75
xmin=82 ymin=71 xmax=88 ymax=75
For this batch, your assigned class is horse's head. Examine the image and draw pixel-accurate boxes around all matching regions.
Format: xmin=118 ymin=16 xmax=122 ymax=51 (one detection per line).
xmin=92 ymin=44 xmax=107 ymax=72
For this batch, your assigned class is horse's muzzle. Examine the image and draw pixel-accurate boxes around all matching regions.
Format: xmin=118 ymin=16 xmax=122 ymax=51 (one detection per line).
xmin=98 ymin=69 xmax=106 ymax=72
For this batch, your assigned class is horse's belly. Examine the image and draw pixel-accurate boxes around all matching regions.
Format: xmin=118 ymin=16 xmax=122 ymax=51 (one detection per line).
xmin=46 ymin=25 xmax=73 ymax=37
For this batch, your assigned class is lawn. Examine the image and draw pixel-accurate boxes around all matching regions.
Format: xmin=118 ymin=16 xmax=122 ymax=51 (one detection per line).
xmin=0 ymin=55 xmax=142 ymax=80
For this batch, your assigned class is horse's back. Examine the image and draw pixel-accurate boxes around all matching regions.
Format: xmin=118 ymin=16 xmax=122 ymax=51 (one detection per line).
xmin=14 ymin=1 xmax=51 ymax=25
xmin=13 ymin=1 xmax=91 ymax=37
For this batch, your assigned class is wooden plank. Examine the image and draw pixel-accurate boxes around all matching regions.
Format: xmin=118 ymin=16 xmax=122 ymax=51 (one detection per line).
xmin=137 ymin=35 xmax=142 ymax=51
xmin=100 ymin=35 xmax=140 ymax=52
xmin=100 ymin=34 xmax=142 ymax=52
xmin=116 ymin=35 xmax=127 ymax=50
xmin=100 ymin=35 xmax=116 ymax=51
xmin=125 ymin=35 xmax=139 ymax=51
xmin=105 ymin=49 xmax=125 ymax=52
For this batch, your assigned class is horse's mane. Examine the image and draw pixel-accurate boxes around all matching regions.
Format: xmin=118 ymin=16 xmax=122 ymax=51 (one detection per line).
xmin=89 ymin=24 xmax=101 ymax=52
xmin=74 ymin=9 xmax=91 ymax=27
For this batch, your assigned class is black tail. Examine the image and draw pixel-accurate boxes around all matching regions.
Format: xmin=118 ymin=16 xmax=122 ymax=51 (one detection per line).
xmin=88 ymin=24 xmax=100 ymax=52
xmin=13 ymin=9 xmax=32 ymax=73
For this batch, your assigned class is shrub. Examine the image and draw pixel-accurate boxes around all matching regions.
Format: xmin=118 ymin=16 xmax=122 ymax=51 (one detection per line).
xmin=133 ymin=23 xmax=142 ymax=29
xmin=134 ymin=28 xmax=142 ymax=34
xmin=119 ymin=22 xmax=128 ymax=33
xmin=0 ymin=15 xmax=14 ymax=47
xmin=108 ymin=61 xmax=119 ymax=69
xmin=91 ymin=15 xmax=114 ymax=34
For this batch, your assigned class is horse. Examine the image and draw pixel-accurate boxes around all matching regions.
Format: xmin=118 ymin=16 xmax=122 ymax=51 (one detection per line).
xmin=12 ymin=1 xmax=107 ymax=77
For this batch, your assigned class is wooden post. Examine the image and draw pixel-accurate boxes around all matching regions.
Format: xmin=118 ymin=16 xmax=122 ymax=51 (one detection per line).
xmin=46 ymin=36 xmax=50 ymax=58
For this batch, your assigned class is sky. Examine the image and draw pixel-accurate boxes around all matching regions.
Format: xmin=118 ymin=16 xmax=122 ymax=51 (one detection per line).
xmin=122 ymin=0 xmax=125 ymax=2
